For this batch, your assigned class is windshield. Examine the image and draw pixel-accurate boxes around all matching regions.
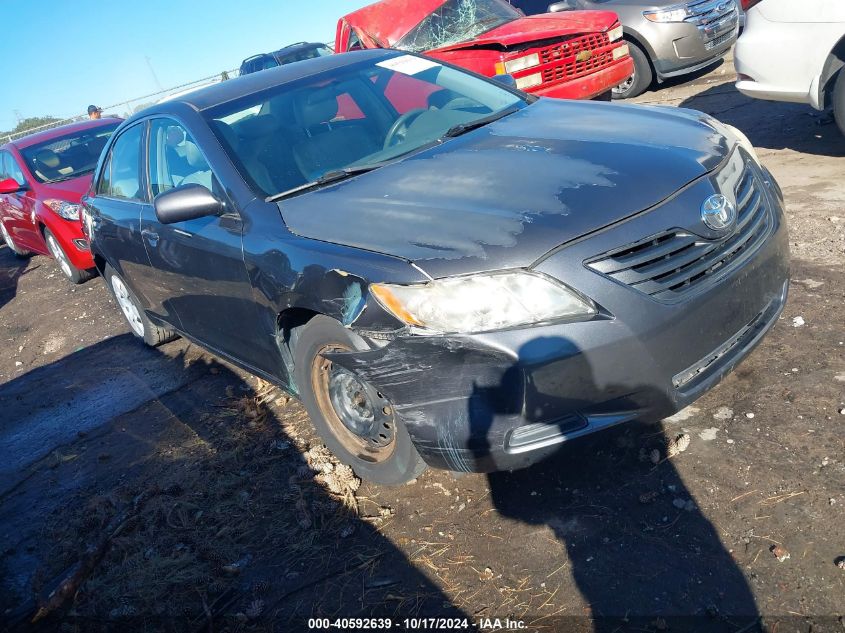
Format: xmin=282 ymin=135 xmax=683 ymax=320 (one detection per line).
xmin=277 ymin=45 xmax=333 ymax=65
xmin=204 ymin=54 xmax=526 ymax=198
xmin=395 ymin=0 xmax=521 ymax=52
xmin=20 ymin=122 xmax=120 ymax=184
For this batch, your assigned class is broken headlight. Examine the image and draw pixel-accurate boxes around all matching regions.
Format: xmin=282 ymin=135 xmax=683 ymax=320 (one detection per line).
xmin=370 ymin=271 xmax=597 ymax=334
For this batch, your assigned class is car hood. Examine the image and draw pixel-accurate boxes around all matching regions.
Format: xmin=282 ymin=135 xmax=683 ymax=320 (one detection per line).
xmin=434 ymin=12 xmax=619 ymax=52
xmin=38 ymin=174 xmax=92 ymax=202
xmin=278 ymin=99 xmax=732 ymax=279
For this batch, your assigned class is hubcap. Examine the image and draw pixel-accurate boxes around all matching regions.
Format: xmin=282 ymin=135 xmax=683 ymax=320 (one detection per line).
xmin=1 ymin=223 xmax=15 ymax=250
xmin=312 ymin=345 xmax=397 ymax=461
xmin=46 ymin=234 xmax=73 ymax=279
xmin=111 ymin=275 xmax=145 ymax=337
xmin=613 ymin=69 xmax=636 ymax=96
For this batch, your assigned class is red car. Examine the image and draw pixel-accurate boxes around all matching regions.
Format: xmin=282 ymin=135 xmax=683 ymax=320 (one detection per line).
xmin=0 ymin=118 xmax=121 ymax=283
xmin=335 ymin=0 xmax=634 ymax=100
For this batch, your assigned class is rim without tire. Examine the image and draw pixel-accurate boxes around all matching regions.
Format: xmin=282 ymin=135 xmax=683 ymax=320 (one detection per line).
xmin=311 ymin=343 xmax=397 ymax=463
xmin=1 ymin=223 xmax=14 ymax=249
xmin=111 ymin=274 xmax=145 ymax=337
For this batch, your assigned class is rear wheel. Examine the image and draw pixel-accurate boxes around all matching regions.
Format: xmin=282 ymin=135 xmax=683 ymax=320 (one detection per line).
xmin=103 ymin=264 xmax=178 ymax=346
xmin=44 ymin=228 xmax=94 ymax=284
xmin=834 ymin=68 xmax=845 ymax=136
xmin=292 ymin=315 xmax=426 ymax=485
xmin=612 ymin=41 xmax=653 ymax=100
xmin=0 ymin=221 xmax=31 ymax=257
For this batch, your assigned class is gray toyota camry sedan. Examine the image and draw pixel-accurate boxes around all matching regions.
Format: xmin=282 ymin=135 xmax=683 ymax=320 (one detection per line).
xmin=83 ymin=49 xmax=789 ymax=484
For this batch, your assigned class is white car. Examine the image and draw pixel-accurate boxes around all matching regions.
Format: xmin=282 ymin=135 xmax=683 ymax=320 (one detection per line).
xmin=734 ymin=0 xmax=845 ymax=134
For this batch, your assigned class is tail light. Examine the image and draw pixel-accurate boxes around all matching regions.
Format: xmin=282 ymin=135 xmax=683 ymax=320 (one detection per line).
xmin=741 ymin=0 xmax=762 ymax=10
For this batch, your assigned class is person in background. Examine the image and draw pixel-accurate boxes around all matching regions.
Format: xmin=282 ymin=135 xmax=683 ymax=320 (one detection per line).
xmin=87 ymin=105 xmax=103 ymax=120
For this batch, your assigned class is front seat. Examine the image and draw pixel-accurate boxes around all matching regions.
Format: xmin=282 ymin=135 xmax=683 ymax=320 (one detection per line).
xmin=33 ymin=149 xmax=62 ymax=181
xmin=291 ymin=88 xmax=373 ymax=181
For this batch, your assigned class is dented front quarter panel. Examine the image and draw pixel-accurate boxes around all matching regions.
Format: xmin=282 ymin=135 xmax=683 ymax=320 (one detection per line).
xmin=237 ymin=197 xmax=427 ymax=382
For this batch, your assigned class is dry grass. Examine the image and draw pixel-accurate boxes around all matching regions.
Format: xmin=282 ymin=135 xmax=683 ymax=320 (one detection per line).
xmin=34 ymin=379 xmax=365 ymax=627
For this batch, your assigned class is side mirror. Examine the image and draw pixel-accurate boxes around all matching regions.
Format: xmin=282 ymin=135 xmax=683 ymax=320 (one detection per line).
xmin=0 ymin=178 xmax=26 ymax=194
xmin=548 ymin=0 xmax=577 ymax=11
xmin=154 ymin=184 xmax=222 ymax=224
xmin=492 ymin=74 xmax=518 ymax=89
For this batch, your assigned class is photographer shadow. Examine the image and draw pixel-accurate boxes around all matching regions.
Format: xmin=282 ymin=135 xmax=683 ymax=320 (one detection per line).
xmin=469 ymin=336 xmax=760 ymax=632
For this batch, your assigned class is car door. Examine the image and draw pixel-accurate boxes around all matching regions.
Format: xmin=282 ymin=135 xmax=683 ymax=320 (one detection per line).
xmin=86 ymin=122 xmax=181 ymax=325
xmin=0 ymin=150 xmax=41 ymax=252
xmin=141 ymin=117 xmax=272 ymax=369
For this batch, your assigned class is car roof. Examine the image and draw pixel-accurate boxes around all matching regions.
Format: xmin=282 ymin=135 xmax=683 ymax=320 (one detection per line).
xmin=342 ymin=0 xmax=446 ymax=48
xmin=145 ymin=49 xmax=397 ymax=115
xmin=7 ymin=117 xmax=123 ymax=150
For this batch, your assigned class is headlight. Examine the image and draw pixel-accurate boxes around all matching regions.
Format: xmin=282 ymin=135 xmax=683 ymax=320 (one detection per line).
xmin=504 ymin=53 xmax=540 ymax=74
xmin=607 ymin=25 xmax=624 ymax=42
xmin=643 ymin=6 xmax=691 ymax=22
xmin=370 ymin=271 xmax=597 ymax=334
xmin=613 ymin=44 xmax=630 ymax=60
xmin=44 ymin=199 xmax=82 ymax=221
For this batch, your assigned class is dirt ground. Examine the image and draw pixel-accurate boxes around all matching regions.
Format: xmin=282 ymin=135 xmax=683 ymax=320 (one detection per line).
xmin=1 ymin=56 xmax=844 ymax=633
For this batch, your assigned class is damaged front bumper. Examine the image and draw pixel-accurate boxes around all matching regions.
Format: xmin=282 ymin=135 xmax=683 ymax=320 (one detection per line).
xmin=328 ymin=162 xmax=790 ymax=474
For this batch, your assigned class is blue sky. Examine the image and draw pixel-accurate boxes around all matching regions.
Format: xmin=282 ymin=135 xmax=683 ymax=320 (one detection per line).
xmin=0 ymin=0 xmax=370 ymax=131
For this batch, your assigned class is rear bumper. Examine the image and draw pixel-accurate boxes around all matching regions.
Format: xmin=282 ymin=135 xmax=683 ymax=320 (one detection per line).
xmin=331 ymin=161 xmax=790 ymax=474
xmin=531 ymin=57 xmax=634 ymax=100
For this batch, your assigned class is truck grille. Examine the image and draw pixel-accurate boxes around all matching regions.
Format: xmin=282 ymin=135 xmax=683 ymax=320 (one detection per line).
xmin=586 ymin=159 xmax=775 ymax=303
xmin=538 ymin=33 xmax=614 ymax=84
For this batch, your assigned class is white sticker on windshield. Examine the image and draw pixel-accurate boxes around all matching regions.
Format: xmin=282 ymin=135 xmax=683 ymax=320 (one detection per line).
xmin=376 ymin=55 xmax=441 ymax=76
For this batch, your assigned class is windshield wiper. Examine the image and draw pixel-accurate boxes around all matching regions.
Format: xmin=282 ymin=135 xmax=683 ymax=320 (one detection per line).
xmin=442 ymin=105 xmax=521 ymax=139
xmin=266 ymin=164 xmax=384 ymax=202
xmin=45 ymin=168 xmax=94 ymax=184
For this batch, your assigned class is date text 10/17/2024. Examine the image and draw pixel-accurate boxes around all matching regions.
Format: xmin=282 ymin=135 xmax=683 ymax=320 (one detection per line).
xmin=307 ymin=617 xmax=527 ymax=630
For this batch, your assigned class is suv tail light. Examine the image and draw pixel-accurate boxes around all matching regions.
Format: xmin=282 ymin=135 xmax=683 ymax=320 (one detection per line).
xmin=741 ymin=0 xmax=762 ymax=10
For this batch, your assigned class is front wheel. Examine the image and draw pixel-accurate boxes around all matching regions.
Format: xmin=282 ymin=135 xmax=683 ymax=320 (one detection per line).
xmin=612 ymin=41 xmax=653 ymax=100
xmin=103 ymin=264 xmax=178 ymax=347
xmin=44 ymin=228 xmax=94 ymax=284
xmin=0 ymin=221 xmax=31 ymax=257
xmin=833 ymin=68 xmax=845 ymax=136
xmin=292 ymin=315 xmax=426 ymax=485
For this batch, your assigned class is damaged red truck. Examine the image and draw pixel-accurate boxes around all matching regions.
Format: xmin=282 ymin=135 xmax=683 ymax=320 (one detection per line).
xmin=335 ymin=0 xmax=634 ymax=100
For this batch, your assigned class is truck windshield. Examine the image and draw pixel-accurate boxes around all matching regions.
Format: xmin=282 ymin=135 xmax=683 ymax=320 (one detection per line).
xmin=395 ymin=0 xmax=522 ymax=52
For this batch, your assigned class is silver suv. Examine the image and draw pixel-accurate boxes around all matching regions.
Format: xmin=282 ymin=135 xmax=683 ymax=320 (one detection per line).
xmin=510 ymin=0 xmax=740 ymax=98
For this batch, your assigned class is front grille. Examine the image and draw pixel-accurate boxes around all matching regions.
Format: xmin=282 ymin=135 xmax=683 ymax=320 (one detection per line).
xmin=704 ymin=29 xmax=735 ymax=50
xmin=536 ymin=33 xmax=614 ymax=84
xmin=686 ymin=0 xmax=738 ymax=30
xmin=586 ymin=159 xmax=775 ymax=303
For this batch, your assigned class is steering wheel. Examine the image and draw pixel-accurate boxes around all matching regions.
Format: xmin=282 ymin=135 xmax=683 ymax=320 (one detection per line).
xmin=383 ymin=108 xmax=428 ymax=149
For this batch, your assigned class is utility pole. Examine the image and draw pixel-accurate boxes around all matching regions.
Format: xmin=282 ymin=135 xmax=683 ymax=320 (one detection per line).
xmin=145 ymin=56 xmax=163 ymax=92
